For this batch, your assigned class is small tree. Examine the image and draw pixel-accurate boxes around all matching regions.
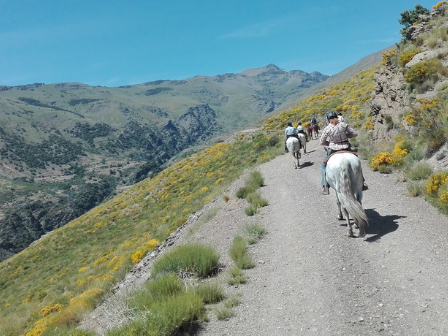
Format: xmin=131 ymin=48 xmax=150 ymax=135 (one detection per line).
xmin=398 ymin=4 xmax=430 ymax=39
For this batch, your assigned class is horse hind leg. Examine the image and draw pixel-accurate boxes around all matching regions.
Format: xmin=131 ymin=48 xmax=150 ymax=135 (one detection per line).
xmin=345 ymin=209 xmax=355 ymax=237
xmin=337 ymin=199 xmax=344 ymax=220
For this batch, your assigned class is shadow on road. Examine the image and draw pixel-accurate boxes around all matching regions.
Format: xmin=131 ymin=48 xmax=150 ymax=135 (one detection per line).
xmin=300 ymin=161 xmax=315 ymax=168
xmin=364 ymin=208 xmax=402 ymax=242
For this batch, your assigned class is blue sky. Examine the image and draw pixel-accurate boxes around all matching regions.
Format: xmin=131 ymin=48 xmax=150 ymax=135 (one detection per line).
xmin=0 ymin=0 xmax=438 ymax=87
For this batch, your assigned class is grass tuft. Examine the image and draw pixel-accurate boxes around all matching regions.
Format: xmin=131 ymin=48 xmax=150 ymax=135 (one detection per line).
xmin=246 ymin=223 xmax=267 ymax=244
xmin=405 ymin=163 xmax=434 ymax=181
xmin=227 ymin=266 xmax=246 ymax=285
xmin=195 ymin=281 xmax=225 ymax=304
xmin=151 ymin=244 xmax=220 ymax=279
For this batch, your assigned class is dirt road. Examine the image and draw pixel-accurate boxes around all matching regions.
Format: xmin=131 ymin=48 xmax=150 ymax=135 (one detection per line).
xmin=83 ymin=138 xmax=448 ymax=335
xmin=199 ymin=139 xmax=448 ymax=335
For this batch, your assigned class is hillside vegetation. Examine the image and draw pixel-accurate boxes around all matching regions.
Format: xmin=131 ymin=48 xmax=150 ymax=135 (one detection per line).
xmin=3 ymin=2 xmax=448 ymax=335
xmin=0 ymin=65 xmax=328 ymax=261
xmin=0 ymin=67 xmax=381 ymax=335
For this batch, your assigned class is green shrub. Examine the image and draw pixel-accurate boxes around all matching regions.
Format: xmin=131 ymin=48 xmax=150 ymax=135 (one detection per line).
xmin=236 ymin=185 xmax=256 ymax=199
xmin=248 ymin=171 xmax=264 ymax=188
xmin=378 ymin=165 xmax=394 ymax=174
xmin=268 ymin=135 xmax=280 ymax=147
xmin=398 ymin=4 xmax=430 ymax=39
xmin=42 ymin=326 xmax=96 ymax=336
xmin=436 ymin=80 xmax=448 ymax=91
xmin=151 ymin=244 xmax=220 ymax=278
xmin=244 ymin=206 xmax=257 ymax=216
xmin=227 ymin=266 xmax=246 ymax=285
xmin=246 ymin=191 xmax=268 ymax=208
xmin=215 ymin=307 xmax=235 ymax=320
xmin=407 ymin=182 xmax=426 ymax=197
xmin=109 ymin=291 xmax=204 ymax=336
xmin=195 ymin=281 xmax=225 ymax=304
xmin=405 ymin=163 xmax=433 ymax=181
xmin=245 ymin=223 xmax=267 ymax=244
xmin=139 ymin=274 xmax=183 ymax=303
xmin=224 ymin=294 xmax=242 ymax=308
xmin=426 ymin=36 xmax=439 ymax=49
xmin=235 ymin=254 xmax=255 ymax=269
xmin=229 ymin=236 xmax=247 ymax=261
xmin=229 ymin=236 xmax=254 ymax=269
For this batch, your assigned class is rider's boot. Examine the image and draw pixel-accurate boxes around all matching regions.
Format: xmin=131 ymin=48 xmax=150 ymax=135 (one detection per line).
xmin=322 ymin=185 xmax=329 ymax=195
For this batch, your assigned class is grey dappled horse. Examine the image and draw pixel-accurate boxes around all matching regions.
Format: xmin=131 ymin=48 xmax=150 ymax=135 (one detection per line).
xmin=286 ymin=137 xmax=301 ymax=169
xmin=325 ymin=153 xmax=368 ymax=237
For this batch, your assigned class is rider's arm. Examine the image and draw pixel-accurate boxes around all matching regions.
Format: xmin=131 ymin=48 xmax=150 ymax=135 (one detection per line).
xmin=345 ymin=124 xmax=358 ymax=138
xmin=319 ymin=128 xmax=330 ymax=146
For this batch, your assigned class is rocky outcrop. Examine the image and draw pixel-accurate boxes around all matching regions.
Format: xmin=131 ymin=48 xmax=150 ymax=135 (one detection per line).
xmin=369 ymin=6 xmax=448 ymax=142
xmin=369 ymin=60 xmax=408 ymax=141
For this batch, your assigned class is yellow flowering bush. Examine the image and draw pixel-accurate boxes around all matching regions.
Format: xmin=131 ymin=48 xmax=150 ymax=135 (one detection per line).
xmin=426 ymin=172 xmax=448 ymax=194
xmin=433 ymin=1 xmax=448 ymax=9
xmin=405 ymin=114 xmax=417 ymax=126
xmin=382 ymin=49 xmax=397 ymax=65
xmin=131 ymin=249 xmax=145 ymax=264
xmin=371 ymin=152 xmax=395 ymax=170
xmin=363 ymin=118 xmax=375 ymax=130
xmin=41 ymin=303 xmax=63 ymax=317
xmin=440 ymin=190 xmax=448 ymax=203
xmin=143 ymin=239 xmax=160 ymax=249
xmin=392 ymin=141 xmax=409 ymax=158
xmin=405 ymin=59 xmax=442 ymax=84
xmin=398 ymin=47 xmax=422 ymax=67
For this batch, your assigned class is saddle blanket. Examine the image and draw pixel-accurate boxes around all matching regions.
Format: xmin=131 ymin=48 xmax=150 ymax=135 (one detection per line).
xmin=323 ymin=150 xmax=358 ymax=164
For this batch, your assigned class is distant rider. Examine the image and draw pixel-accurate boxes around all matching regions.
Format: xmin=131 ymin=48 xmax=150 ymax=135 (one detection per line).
xmin=284 ymin=122 xmax=298 ymax=153
xmin=296 ymin=121 xmax=308 ymax=142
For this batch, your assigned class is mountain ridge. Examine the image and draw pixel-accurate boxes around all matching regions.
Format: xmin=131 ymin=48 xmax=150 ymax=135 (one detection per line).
xmin=0 ymin=63 xmax=331 ymax=261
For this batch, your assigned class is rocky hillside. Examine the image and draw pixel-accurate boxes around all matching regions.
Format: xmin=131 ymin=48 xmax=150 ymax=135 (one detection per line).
xmin=0 ymin=64 xmax=329 ymax=261
xmin=370 ymin=4 xmax=448 ymax=146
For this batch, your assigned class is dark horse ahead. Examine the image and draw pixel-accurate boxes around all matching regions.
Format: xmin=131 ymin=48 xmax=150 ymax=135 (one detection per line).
xmin=307 ymin=124 xmax=320 ymax=140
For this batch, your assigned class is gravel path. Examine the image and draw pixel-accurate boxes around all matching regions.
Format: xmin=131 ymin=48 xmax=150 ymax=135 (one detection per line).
xmin=82 ymin=139 xmax=448 ymax=335
xmin=198 ymin=139 xmax=448 ymax=336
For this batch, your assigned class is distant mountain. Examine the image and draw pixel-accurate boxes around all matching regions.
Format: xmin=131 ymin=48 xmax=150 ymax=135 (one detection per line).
xmin=0 ymin=64 xmax=329 ymax=261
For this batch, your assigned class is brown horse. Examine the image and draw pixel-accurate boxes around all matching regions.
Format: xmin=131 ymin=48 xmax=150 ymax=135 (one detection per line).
xmin=307 ymin=124 xmax=320 ymax=140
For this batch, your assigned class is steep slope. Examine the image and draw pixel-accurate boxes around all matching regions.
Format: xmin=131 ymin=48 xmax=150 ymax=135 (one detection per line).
xmin=0 ymin=65 xmax=328 ymax=261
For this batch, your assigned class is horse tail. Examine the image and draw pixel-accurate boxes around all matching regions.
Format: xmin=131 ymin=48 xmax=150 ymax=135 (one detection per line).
xmin=339 ymin=161 xmax=368 ymax=237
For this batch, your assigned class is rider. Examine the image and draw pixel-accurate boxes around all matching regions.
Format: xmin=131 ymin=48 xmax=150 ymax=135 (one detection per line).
xmin=319 ymin=111 xmax=367 ymax=195
xmin=296 ymin=121 xmax=308 ymax=141
xmin=311 ymin=116 xmax=317 ymax=126
xmin=284 ymin=122 xmax=298 ymax=153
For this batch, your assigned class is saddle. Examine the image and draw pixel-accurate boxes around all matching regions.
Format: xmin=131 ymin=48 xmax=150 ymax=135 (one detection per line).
xmin=323 ymin=150 xmax=358 ymax=164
